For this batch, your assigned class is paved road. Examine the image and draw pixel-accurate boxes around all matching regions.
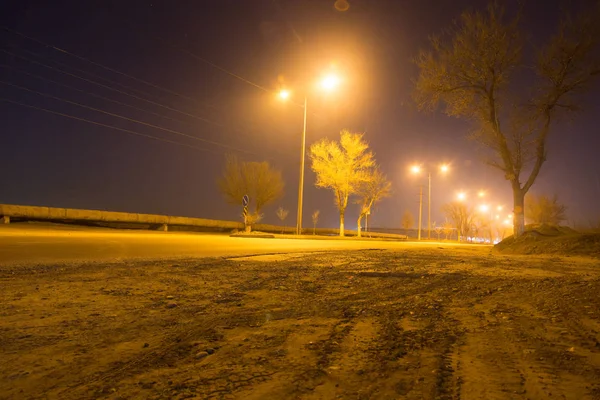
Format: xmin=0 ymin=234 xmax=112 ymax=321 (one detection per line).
xmin=0 ymin=222 xmax=478 ymax=265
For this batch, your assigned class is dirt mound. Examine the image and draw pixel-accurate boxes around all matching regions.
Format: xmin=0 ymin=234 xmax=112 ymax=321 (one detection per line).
xmin=495 ymin=225 xmax=600 ymax=257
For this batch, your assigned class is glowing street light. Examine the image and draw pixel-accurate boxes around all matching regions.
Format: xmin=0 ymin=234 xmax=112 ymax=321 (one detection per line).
xmin=278 ymin=72 xmax=342 ymax=234
xmin=278 ymin=89 xmax=290 ymax=100
xmin=320 ymin=74 xmax=341 ymax=91
xmin=479 ymin=204 xmax=489 ymax=213
xmin=478 ymin=190 xmax=486 ymax=198
xmin=457 ymin=191 xmax=467 ymax=201
xmin=410 ymin=163 xmax=450 ymax=240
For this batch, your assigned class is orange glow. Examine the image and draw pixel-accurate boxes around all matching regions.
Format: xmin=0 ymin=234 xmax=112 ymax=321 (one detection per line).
xmin=410 ymin=165 xmax=421 ymax=174
xmin=440 ymin=164 xmax=449 ymax=173
xmin=478 ymin=190 xmax=486 ymax=198
xmin=320 ymin=74 xmax=341 ymax=91
xmin=457 ymin=192 xmax=466 ymax=201
xmin=278 ymin=89 xmax=290 ymax=100
xmin=479 ymin=204 xmax=489 ymax=213
xmin=334 ymin=0 xmax=350 ymax=11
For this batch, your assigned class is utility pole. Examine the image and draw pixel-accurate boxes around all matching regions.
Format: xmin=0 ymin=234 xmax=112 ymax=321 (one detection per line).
xmin=418 ymin=185 xmax=423 ymax=240
xmin=428 ymin=172 xmax=431 ymax=239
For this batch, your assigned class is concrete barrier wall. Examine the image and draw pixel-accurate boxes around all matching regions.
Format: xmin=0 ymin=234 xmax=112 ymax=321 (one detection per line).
xmin=0 ymin=204 xmax=406 ymax=239
xmin=0 ymin=204 xmax=243 ymax=230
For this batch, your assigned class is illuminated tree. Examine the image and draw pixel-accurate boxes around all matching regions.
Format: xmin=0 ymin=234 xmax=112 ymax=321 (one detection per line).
xmin=217 ymin=155 xmax=284 ymax=228
xmin=414 ymin=3 xmax=600 ymax=237
xmin=442 ymin=202 xmax=475 ymax=241
xmin=401 ymin=210 xmax=414 ymax=230
xmin=355 ymin=168 xmax=391 ymax=238
xmin=310 ymin=130 xmax=375 ymax=236
xmin=312 ymin=210 xmax=320 ymax=235
xmin=276 ymin=206 xmax=289 ymax=234
xmin=525 ymin=194 xmax=567 ymax=226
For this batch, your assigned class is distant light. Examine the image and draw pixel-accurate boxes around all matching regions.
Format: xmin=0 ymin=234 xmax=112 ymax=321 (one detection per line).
xmin=479 ymin=204 xmax=489 ymax=213
xmin=497 ymin=205 xmax=503 ymax=211
xmin=411 ymin=165 xmax=421 ymax=174
xmin=478 ymin=190 xmax=486 ymax=198
xmin=495 ymin=215 xmax=500 ymax=219
xmin=320 ymin=74 xmax=341 ymax=91
xmin=440 ymin=164 xmax=449 ymax=173
xmin=457 ymin=192 xmax=466 ymax=201
xmin=508 ymin=214 xmax=513 ymax=219
xmin=279 ymin=89 xmax=290 ymax=100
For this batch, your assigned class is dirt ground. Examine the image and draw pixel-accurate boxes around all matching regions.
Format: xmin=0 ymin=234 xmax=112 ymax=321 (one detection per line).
xmin=1 ymin=246 xmax=600 ymax=400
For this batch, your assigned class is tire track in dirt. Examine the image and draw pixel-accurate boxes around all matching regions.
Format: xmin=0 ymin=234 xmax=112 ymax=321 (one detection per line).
xmin=449 ymin=277 xmax=600 ymax=400
xmin=3 ymin=249 xmax=600 ymax=399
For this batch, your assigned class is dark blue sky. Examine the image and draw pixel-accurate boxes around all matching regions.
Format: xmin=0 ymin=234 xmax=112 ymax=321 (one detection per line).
xmin=1 ymin=0 xmax=599 ymax=229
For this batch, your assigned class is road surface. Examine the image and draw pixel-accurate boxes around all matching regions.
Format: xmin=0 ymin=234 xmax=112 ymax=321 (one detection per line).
xmin=0 ymin=222 xmax=477 ymax=265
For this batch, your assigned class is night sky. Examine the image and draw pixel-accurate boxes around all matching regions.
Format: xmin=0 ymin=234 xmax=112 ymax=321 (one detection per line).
xmin=1 ymin=0 xmax=599 ymax=229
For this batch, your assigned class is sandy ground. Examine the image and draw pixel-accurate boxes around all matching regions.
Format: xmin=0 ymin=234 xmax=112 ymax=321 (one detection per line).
xmin=1 ymin=246 xmax=600 ymax=399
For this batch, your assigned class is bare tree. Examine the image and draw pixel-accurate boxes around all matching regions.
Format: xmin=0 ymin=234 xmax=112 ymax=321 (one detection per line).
xmin=355 ymin=168 xmax=391 ymax=238
xmin=525 ymin=194 xmax=567 ymax=226
xmin=434 ymin=223 xmax=443 ymax=241
xmin=217 ymin=155 xmax=284 ymax=230
xmin=472 ymin=214 xmax=490 ymax=243
xmin=401 ymin=210 xmax=414 ymax=231
xmin=310 ymin=130 xmax=375 ymax=236
xmin=414 ymin=3 xmax=600 ymax=237
xmin=312 ymin=210 xmax=320 ymax=235
xmin=442 ymin=220 xmax=454 ymax=240
xmin=442 ymin=202 xmax=475 ymax=241
xmin=276 ymin=206 xmax=289 ymax=234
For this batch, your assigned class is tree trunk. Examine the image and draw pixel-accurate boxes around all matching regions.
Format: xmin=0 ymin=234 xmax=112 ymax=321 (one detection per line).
xmin=357 ymin=214 xmax=363 ymax=238
xmin=513 ymin=187 xmax=525 ymax=238
xmin=339 ymin=212 xmax=345 ymax=237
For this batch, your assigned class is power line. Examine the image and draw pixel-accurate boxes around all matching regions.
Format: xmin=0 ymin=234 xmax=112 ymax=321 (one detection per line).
xmin=0 ymin=63 xmax=289 ymax=156
xmin=2 ymin=26 xmax=219 ymax=111
xmin=0 ymin=80 xmax=258 ymax=155
xmin=8 ymin=44 xmax=162 ymax=102
xmin=0 ymin=64 xmax=189 ymax=126
xmin=2 ymin=26 xmax=306 ymax=136
xmin=0 ymin=48 xmax=228 ymax=129
xmin=2 ymin=25 xmax=281 ymax=101
xmin=160 ymin=40 xmax=272 ymax=94
xmin=0 ymin=27 xmax=296 ymax=158
xmin=0 ymin=97 xmax=220 ymax=154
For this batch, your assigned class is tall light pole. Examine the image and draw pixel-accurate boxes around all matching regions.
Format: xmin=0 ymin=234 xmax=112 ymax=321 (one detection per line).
xmin=428 ymin=172 xmax=431 ymax=239
xmin=418 ymin=185 xmax=423 ymax=240
xmin=296 ymin=96 xmax=308 ymax=235
xmin=279 ymin=73 xmax=341 ymax=235
xmin=411 ymin=163 xmax=449 ymax=240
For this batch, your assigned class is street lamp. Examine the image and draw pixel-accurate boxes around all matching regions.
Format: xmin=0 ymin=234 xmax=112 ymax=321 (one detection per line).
xmin=279 ymin=73 xmax=341 ymax=235
xmin=410 ymin=163 xmax=449 ymax=240
xmin=278 ymin=90 xmax=290 ymax=100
